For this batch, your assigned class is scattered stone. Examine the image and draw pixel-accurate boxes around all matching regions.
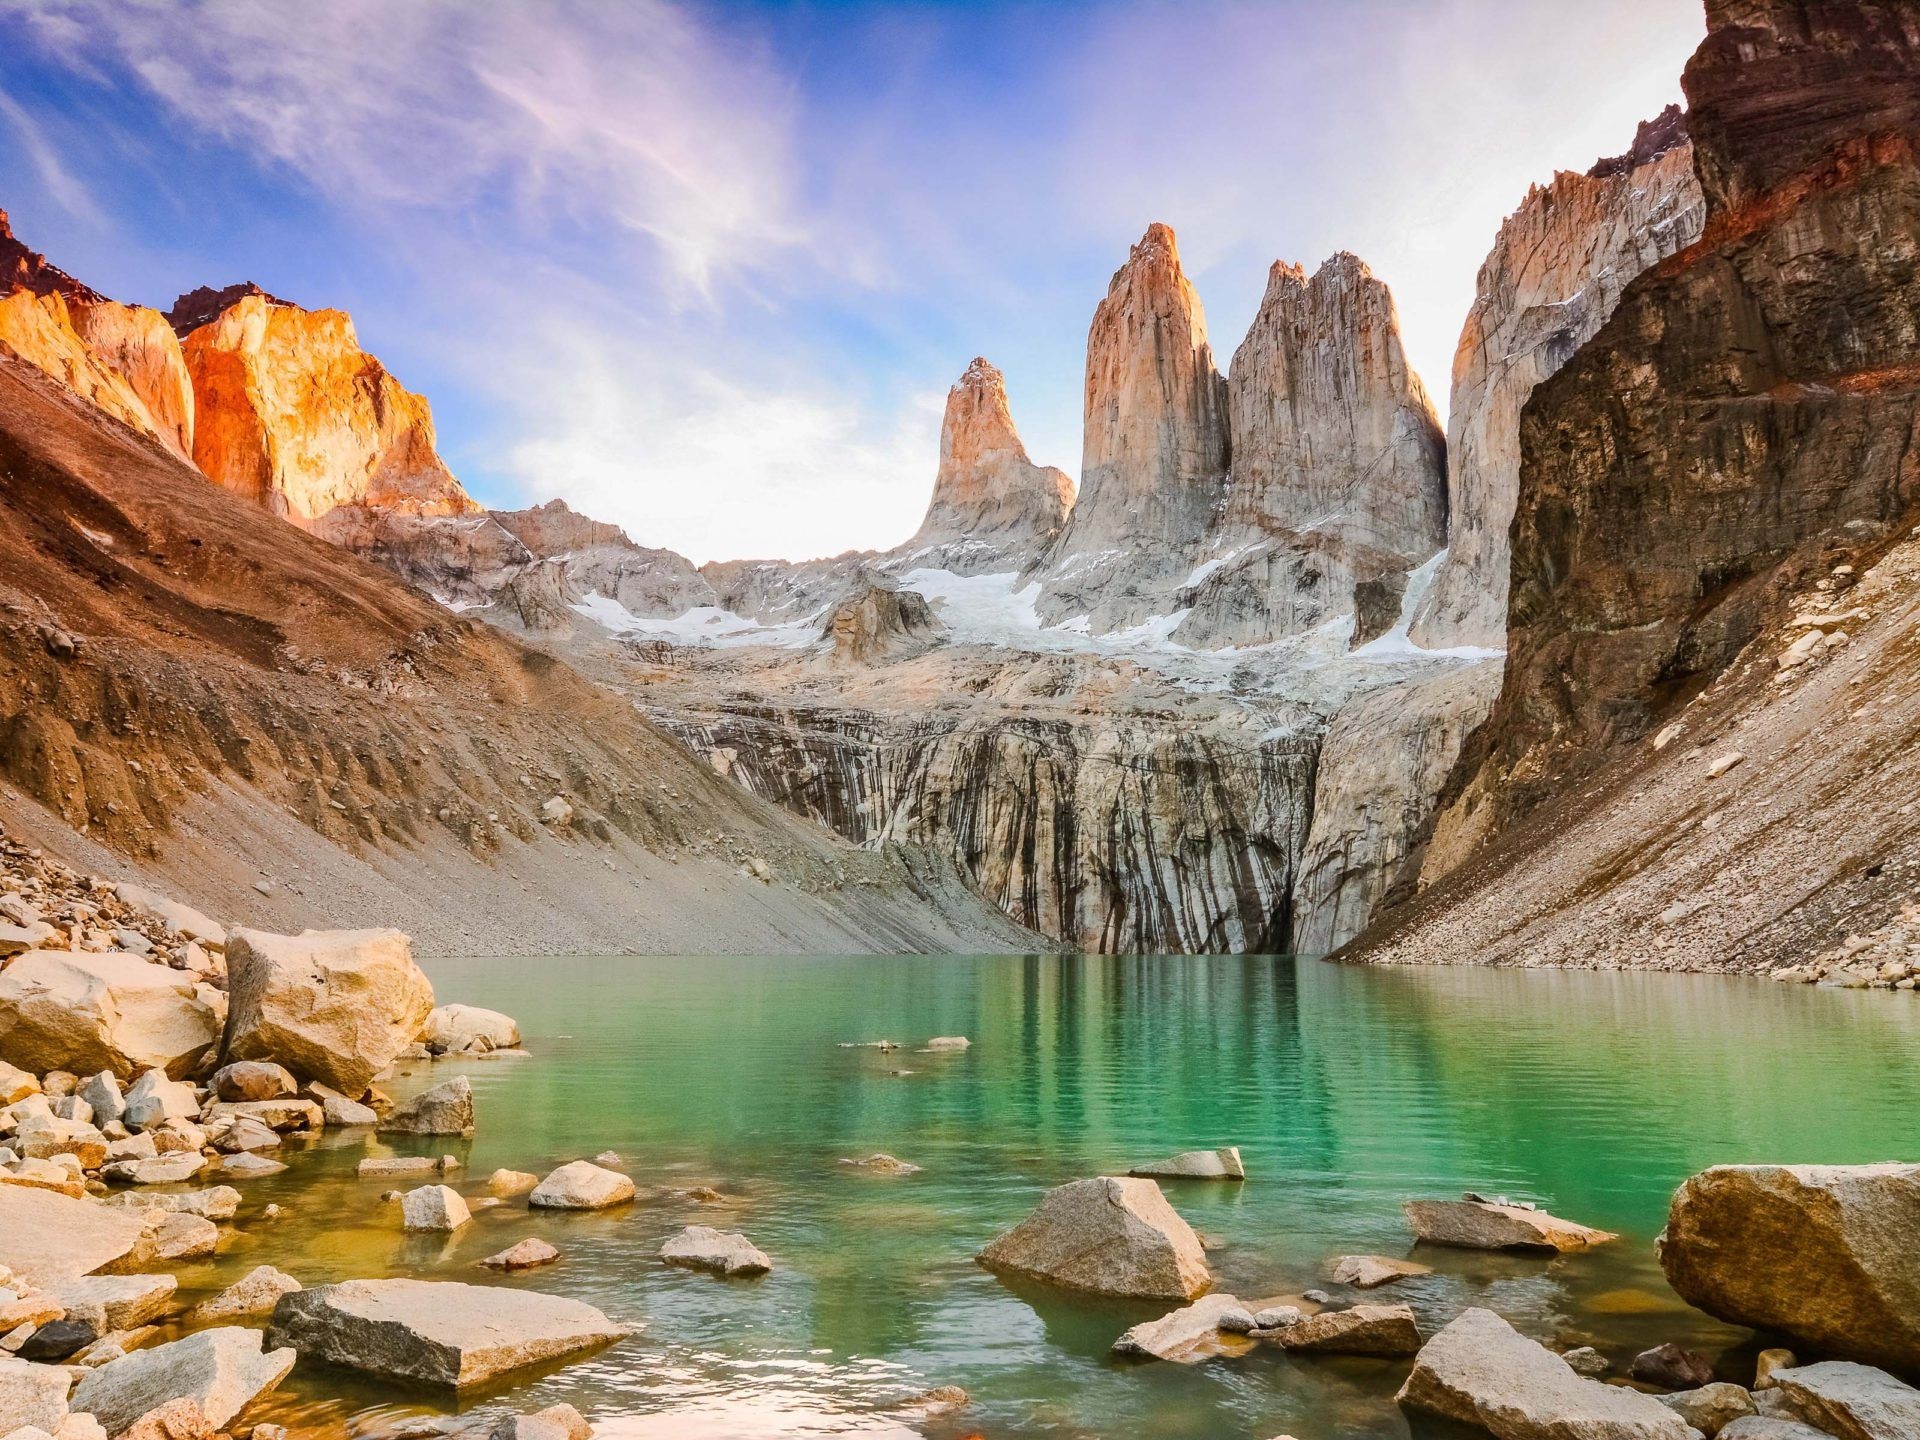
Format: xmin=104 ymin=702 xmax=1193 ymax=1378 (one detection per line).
xmin=478 ymin=1239 xmax=560 ymax=1272
xmin=1560 ymin=1346 xmax=1610 ymax=1378
xmin=1768 ymin=1361 xmax=1920 ymax=1440
xmin=422 ymin=1005 xmax=521 ymax=1056
xmin=222 ymin=928 xmax=434 ymax=1094
xmin=1660 ymin=1163 xmax=1920 ymax=1374
xmin=1756 ymin=1349 xmax=1799 ymax=1390
xmin=528 ymin=1161 xmax=634 ymax=1211
xmin=401 ymin=1185 xmax=472 ymax=1233
xmin=1708 ymin=752 xmax=1747 ymax=779
xmin=660 ymin=1226 xmax=772 ymax=1278
xmin=923 ymin=1036 xmax=970 ymax=1050
xmin=1633 ymin=1342 xmax=1717 ymax=1390
xmin=189 ymin=1267 xmax=301 ymax=1323
xmin=1404 ymin=1195 xmax=1617 ymax=1252
xmin=320 ymin=1094 xmax=378 ymax=1126
xmin=377 ymin=1078 xmax=474 ymax=1137
xmin=1251 ymin=1305 xmax=1302 ymax=1331
xmin=487 ymin=1169 xmax=539 ymax=1197
xmin=1128 ymin=1147 xmax=1245 ymax=1181
xmin=976 ymin=1177 xmax=1210 ymax=1301
xmin=209 ymin=1063 xmax=296 ymax=1104
xmin=1397 ymin=1308 xmax=1696 ymax=1439
xmin=1660 ymin=1383 xmax=1757 ymax=1435
xmin=1328 ymin=1254 xmax=1432 ymax=1289
xmin=1266 ymin=1303 xmax=1421 ymax=1357
xmin=71 ymin=1326 xmax=294 ymax=1432
xmin=839 ymin=1153 xmax=922 ymax=1176
xmin=1111 ymin=1293 xmax=1250 ymax=1362
xmin=267 ymin=1278 xmax=632 ymax=1388
xmin=120 ymin=1073 xmax=199 ymax=1131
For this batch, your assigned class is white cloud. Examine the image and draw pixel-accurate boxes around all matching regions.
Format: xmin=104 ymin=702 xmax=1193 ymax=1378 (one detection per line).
xmin=0 ymin=83 xmax=103 ymax=226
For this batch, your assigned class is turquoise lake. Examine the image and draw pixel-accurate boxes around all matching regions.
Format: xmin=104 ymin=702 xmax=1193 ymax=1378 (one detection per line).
xmin=186 ymin=955 xmax=1920 ymax=1439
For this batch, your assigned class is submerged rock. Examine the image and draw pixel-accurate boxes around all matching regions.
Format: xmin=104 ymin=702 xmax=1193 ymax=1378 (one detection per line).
xmin=1404 ymin=1195 xmax=1617 ymax=1252
xmin=838 ymin=1154 xmax=922 ymax=1176
xmin=1328 ymin=1254 xmax=1431 ymax=1289
xmin=478 ymin=1239 xmax=560 ymax=1272
xmin=660 ymin=1226 xmax=771 ymax=1278
xmin=267 ymin=1278 xmax=631 ymax=1389
xmin=1128 ymin=1147 xmax=1244 ymax=1181
xmin=1111 ymin=1293 xmax=1250 ymax=1363
xmin=1660 ymin=1164 xmax=1920 ymax=1375
xmin=976 ymin=1177 xmax=1210 ymax=1301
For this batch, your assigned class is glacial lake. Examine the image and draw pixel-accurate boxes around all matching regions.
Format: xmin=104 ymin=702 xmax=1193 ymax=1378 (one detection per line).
xmin=175 ymin=955 xmax=1920 ymax=1439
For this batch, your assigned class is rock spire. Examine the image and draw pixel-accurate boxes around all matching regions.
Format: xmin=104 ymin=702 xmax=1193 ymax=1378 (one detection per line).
xmin=907 ymin=357 xmax=1072 ymax=562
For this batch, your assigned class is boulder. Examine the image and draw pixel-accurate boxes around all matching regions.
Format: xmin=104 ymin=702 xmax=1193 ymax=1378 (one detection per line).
xmin=528 ymin=1161 xmax=634 ymax=1211
xmin=1404 ymin=1196 xmax=1617 ymax=1252
xmin=1267 ymin=1304 xmax=1421 ymax=1357
xmin=478 ymin=1239 xmax=560 ymax=1272
xmin=1128 ymin=1147 xmax=1245 ymax=1181
xmin=70 ymin=1326 xmax=293 ymax=1432
xmin=0 ymin=1354 xmax=72 ymax=1434
xmin=1634 ymin=1342 xmax=1717 ymax=1390
xmin=487 ymin=1168 xmax=539 ymax=1197
xmin=1397 ymin=1308 xmax=1697 ymax=1439
xmin=146 ymin=1212 xmax=217 ymax=1262
xmin=0 ymin=1187 xmax=157 ymax=1285
xmin=0 ymin=952 xmax=220 ymax=1078
xmin=0 ymin=1061 xmax=40 ymax=1105
xmin=103 ymin=1153 xmax=205 ymax=1187
xmin=1659 ymin=1164 xmax=1920 ymax=1374
xmin=75 ymin=1074 xmax=123 ymax=1128
xmin=16 ymin=1116 xmax=108 ymax=1169
xmin=1768 ymin=1361 xmax=1920 ymax=1440
xmin=1660 ymin=1383 xmax=1757 ymax=1435
xmin=120 ymin=1072 xmax=199 ymax=1131
xmin=422 ymin=1005 xmax=520 ymax=1055
xmin=401 ymin=1185 xmax=471 ymax=1233
xmin=1719 ymin=1420 xmax=1849 ymax=1440
xmin=1111 ymin=1293 xmax=1249 ymax=1363
xmin=208 ymin=1063 xmax=295 ymax=1103
xmin=188 ymin=1267 xmax=300 ymax=1323
xmin=1329 ymin=1254 xmax=1432 ymax=1289
xmin=43 ymin=1274 xmax=177 ymax=1331
xmin=221 ymin=928 xmax=433 ymax=1094
xmin=319 ymin=1094 xmax=378 ymax=1127
xmin=377 ymin=1078 xmax=474 ymax=1136
xmin=203 ymin=1114 xmax=280 ymax=1154
xmin=266 ymin=1278 xmax=631 ymax=1388
xmin=976 ymin=1177 xmax=1210 ymax=1301
xmin=660 ymin=1226 xmax=771 ymax=1278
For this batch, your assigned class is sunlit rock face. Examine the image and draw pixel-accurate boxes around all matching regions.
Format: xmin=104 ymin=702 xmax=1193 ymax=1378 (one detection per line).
xmin=0 ymin=210 xmax=194 ymax=462
xmin=171 ymin=285 xmax=481 ymax=527
xmin=1409 ymin=107 xmax=1705 ymax=650
xmin=1036 ymin=222 xmax=1230 ymax=632
xmin=905 ymin=356 xmax=1074 ymax=572
xmin=1174 ymin=252 xmax=1446 ymax=650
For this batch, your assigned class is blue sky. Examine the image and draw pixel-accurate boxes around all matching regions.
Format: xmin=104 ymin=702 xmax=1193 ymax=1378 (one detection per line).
xmin=0 ymin=1 xmax=1703 ymax=563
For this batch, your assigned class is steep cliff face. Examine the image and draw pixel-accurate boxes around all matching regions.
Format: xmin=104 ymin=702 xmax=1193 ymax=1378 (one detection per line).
xmin=174 ymin=287 xmax=481 ymax=528
xmin=1410 ymin=109 xmax=1705 ymax=650
xmin=906 ymin=357 xmax=1073 ymax=569
xmin=0 ymin=211 xmax=194 ymax=462
xmin=1175 ymin=252 xmax=1446 ymax=649
xmin=1347 ymin=0 xmax=1920 ymax=972
xmin=1037 ymin=223 xmax=1230 ymax=631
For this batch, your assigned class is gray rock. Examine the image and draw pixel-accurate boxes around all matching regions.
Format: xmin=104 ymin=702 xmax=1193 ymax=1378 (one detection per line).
xmin=1328 ymin=1254 xmax=1432 ymax=1289
xmin=975 ymin=1177 xmax=1210 ymax=1301
xmin=1769 ymin=1361 xmax=1920 ymax=1440
xmin=0 ymin=1353 xmax=73 ymax=1433
xmin=1404 ymin=1196 xmax=1617 ymax=1252
xmin=1266 ymin=1303 xmax=1421 ymax=1357
xmin=401 ymin=1185 xmax=471 ymax=1233
xmin=1127 ymin=1147 xmax=1245 ymax=1181
xmin=660 ymin=1226 xmax=771 ymax=1278
xmin=1562 ymin=1345 xmax=1611 ymax=1377
xmin=75 ymin=1074 xmax=123 ymax=1129
xmin=267 ymin=1278 xmax=632 ymax=1389
xmin=189 ymin=1266 xmax=301 ymax=1323
xmin=377 ymin=1078 xmax=474 ymax=1137
xmin=1661 ymin=1383 xmax=1758 ymax=1436
xmin=528 ymin=1161 xmax=634 ymax=1211
xmin=70 ymin=1326 xmax=294 ymax=1432
xmin=43 ymin=1274 xmax=177 ymax=1332
xmin=1111 ymin=1293 xmax=1249 ymax=1362
xmin=120 ymin=1073 xmax=198 ymax=1132
xmin=478 ymin=1239 xmax=560 ymax=1272
xmin=1397 ymin=1307 xmax=1697 ymax=1439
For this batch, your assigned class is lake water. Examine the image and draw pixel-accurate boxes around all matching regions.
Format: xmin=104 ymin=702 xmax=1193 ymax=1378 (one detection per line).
xmin=180 ymin=955 xmax=1920 ymax=1440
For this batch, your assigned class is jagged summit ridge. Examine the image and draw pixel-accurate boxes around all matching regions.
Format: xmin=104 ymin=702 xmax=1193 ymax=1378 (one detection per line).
xmin=167 ymin=281 xmax=295 ymax=335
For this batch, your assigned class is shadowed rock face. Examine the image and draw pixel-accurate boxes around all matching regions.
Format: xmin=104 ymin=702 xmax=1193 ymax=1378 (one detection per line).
xmin=1436 ymin=0 xmax=1920 ymax=839
xmin=907 ymin=357 xmax=1073 ymax=568
xmin=1410 ymin=108 xmax=1705 ymax=650
xmin=822 ymin=582 xmax=946 ymax=665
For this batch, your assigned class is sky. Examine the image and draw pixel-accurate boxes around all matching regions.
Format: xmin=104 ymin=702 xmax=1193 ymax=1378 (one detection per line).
xmin=0 ymin=0 xmax=1704 ymax=564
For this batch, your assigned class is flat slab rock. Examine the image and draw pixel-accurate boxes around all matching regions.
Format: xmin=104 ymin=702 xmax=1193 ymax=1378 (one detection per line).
xmin=977 ymin=1176 xmax=1211 ymax=1301
xmin=71 ymin=1326 xmax=295 ymax=1433
xmin=1404 ymin=1196 xmax=1617 ymax=1252
xmin=1128 ymin=1147 xmax=1245 ymax=1181
xmin=0 ymin=1186 xmax=157 ymax=1285
xmin=1112 ymin=1293 xmax=1254 ymax=1363
xmin=1397 ymin=1308 xmax=1698 ymax=1439
xmin=43 ymin=1272 xmax=177 ymax=1331
xmin=1269 ymin=1303 xmax=1421 ymax=1356
xmin=660 ymin=1226 xmax=771 ymax=1278
xmin=1329 ymin=1254 xmax=1432 ymax=1289
xmin=267 ymin=1278 xmax=633 ymax=1389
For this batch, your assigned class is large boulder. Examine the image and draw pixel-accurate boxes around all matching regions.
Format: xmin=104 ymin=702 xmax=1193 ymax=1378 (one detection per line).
xmin=1659 ymin=1164 xmax=1920 ymax=1375
xmin=0 ymin=1186 xmax=158 ymax=1285
xmin=976 ymin=1177 xmax=1210 ymax=1301
xmin=1767 ymin=1361 xmax=1920 ymax=1440
xmin=222 ymin=928 xmax=433 ymax=1093
xmin=70 ymin=1327 xmax=293 ymax=1433
xmin=422 ymin=1005 xmax=520 ymax=1055
xmin=1397 ymin=1308 xmax=1698 ymax=1439
xmin=267 ymin=1278 xmax=631 ymax=1388
xmin=0 ymin=951 xmax=221 ymax=1078
xmin=1404 ymin=1195 xmax=1617 ymax=1252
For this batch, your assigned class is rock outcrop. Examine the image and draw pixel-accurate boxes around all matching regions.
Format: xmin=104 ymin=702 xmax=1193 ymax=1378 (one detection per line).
xmin=905 ymin=357 xmax=1073 ymax=568
xmin=1411 ymin=106 xmax=1705 ymax=649
xmin=1038 ymin=223 xmax=1230 ymax=631
xmin=821 ymin=581 xmax=946 ymax=665
xmin=173 ymin=286 xmax=481 ymax=529
xmin=0 ymin=210 xmax=194 ymax=462
xmin=1659 ymin=1163 xmax=1920 ymax=1375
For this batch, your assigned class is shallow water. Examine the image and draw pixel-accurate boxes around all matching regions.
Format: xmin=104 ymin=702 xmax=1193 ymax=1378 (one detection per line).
xmin=185 ymin=955 xmax=1920 ymax=1439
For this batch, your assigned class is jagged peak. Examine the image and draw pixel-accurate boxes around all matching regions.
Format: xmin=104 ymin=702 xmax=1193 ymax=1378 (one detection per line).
xmin=1107 ymin=221 xmax=1185 ymax=291
xmin=166 ymin=281 xmax=299 ymax=335
xmin=0 ymin=207 xmax=106 ymax=305
xmin=953 ymin=355 xmax=1005 ymax=394
xmin=1588 ymin=103 xmax=1690 ymax=178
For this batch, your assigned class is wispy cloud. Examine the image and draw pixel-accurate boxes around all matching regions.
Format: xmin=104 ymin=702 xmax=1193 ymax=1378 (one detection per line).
xmin=0 ymin=81 xmax=103 ymax=225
